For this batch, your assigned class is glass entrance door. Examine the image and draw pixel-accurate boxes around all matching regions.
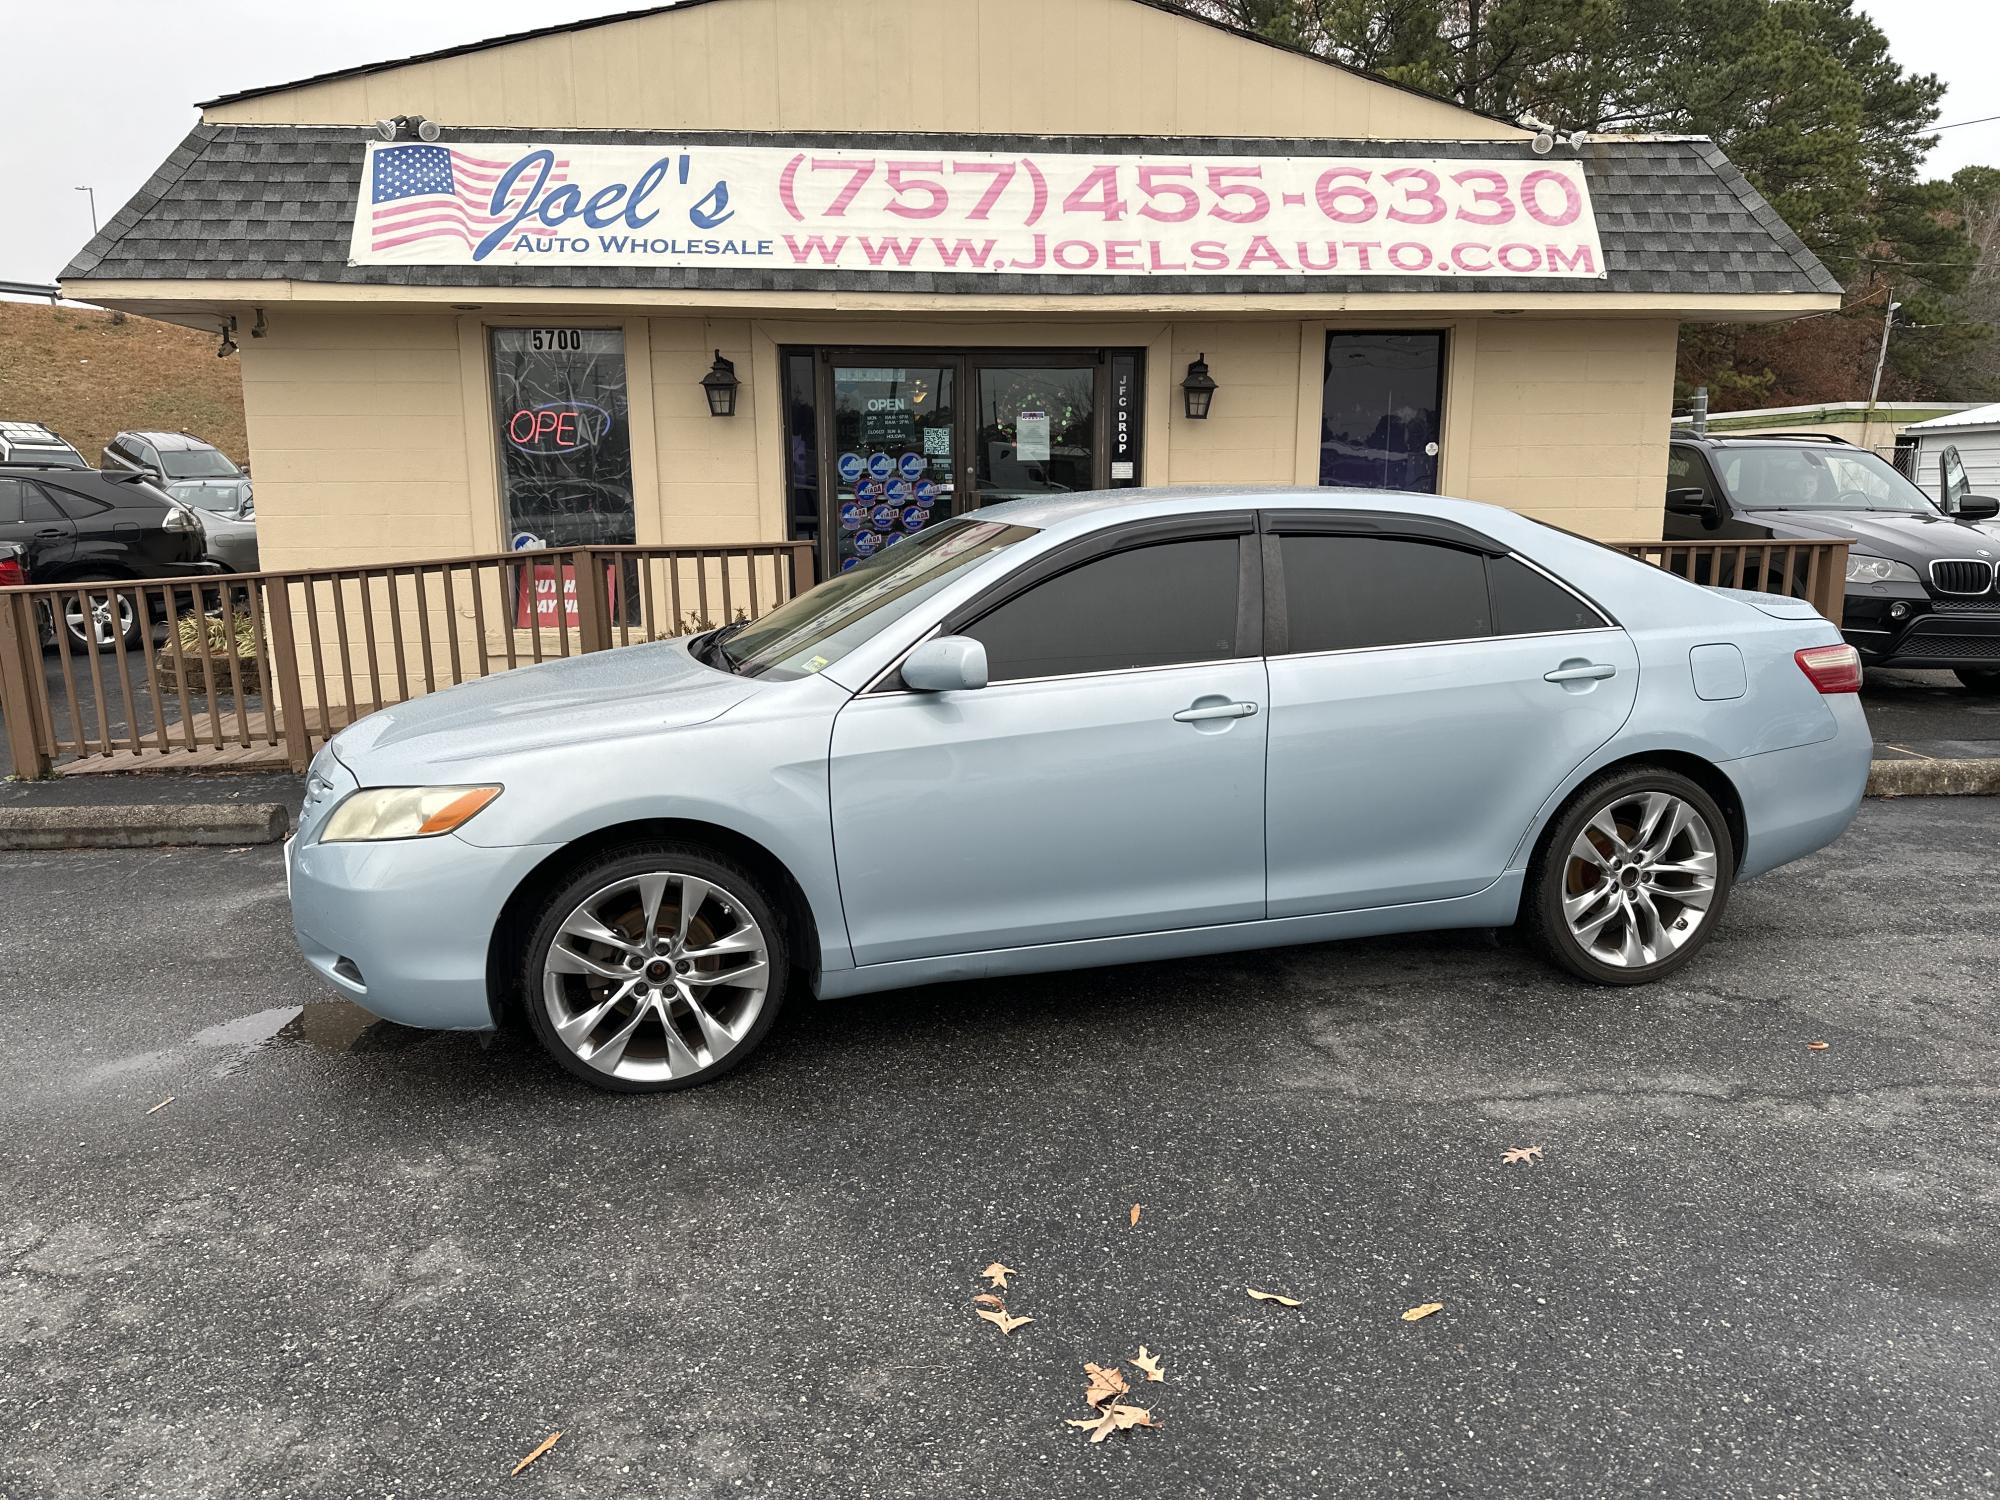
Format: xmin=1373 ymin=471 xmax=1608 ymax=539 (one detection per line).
xmin=808 ymin=350 xmax=1140 ymax=575
xmin=828 ymin=362 xmax=957 ymax=574
xmin=1319 ymin=332 xmax=1446 ymax=493
xmin=970 ymin=361 xmax=1097 ymax=504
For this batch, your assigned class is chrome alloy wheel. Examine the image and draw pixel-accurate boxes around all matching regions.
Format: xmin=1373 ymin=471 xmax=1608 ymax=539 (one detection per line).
xmin=65 ymin=590 xmax=135 ymax=650
xmin=1560 ymin=791 xmax=1719 ymax=969
xmin=541 ymin=871 xmax=771 ymax=1084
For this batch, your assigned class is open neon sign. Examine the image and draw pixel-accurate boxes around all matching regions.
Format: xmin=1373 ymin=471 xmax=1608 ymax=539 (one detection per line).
xmin=506 ymin=401 xmax=611 ymax=453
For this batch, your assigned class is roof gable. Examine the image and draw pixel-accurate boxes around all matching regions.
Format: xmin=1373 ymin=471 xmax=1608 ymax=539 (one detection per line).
xmin=200 ymin=0 xmax=1526 ymax=143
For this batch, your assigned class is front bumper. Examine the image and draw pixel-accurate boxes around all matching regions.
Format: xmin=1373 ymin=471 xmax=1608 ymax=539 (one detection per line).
xmin=287 ymin=825 xmax=560 ymax=1032
xmin=1841 ymin=583 xmax=2000 ymax=670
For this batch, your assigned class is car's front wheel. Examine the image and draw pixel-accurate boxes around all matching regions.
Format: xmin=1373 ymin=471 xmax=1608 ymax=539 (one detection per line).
xmin=1524 ymin=767 xmax=1734 ymax=985
xmin=1954 ymin=668 xmax=2000 ymax=696
xmin=521 ymin=843 xmax=788 ymax=1092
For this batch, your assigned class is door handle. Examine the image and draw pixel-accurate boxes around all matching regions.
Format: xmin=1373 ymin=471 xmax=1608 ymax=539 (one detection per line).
xmin=1173 ymin=701 xmax=1259 ymax=722
xmin=34 ymin=528 xmax=63 ymax=539
xmin=1544 ymin=662 xmax=1616 ymax=683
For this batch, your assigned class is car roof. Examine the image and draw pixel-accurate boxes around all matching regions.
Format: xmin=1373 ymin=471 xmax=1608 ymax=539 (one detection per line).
xmin=121 ymin=431 xmax=216 ymax=451
xmin=973 ymin=483 xmax=1525 ymax=533
xmin=0 ymin=420 xmax=78 ymax=445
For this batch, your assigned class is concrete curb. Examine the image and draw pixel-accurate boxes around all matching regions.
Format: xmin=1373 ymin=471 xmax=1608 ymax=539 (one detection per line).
xmin=1867 ymin=757 xmax=2000 ymax=798
xmin=0 ymin=803 xmax=290 ymax=850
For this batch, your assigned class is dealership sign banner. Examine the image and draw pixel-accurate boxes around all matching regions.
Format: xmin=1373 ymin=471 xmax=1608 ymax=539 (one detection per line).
xmin=350 ymin=141 xmax=1606 ymax=279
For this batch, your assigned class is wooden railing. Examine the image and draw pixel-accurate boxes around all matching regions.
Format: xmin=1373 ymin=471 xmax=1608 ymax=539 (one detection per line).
xmin=0 ymin=542 xmax=814 ymax=777
xmin=1610 ymin=538 xmax=1850 ymax=623
xmin=0 ymin=534 xmax=1853 ymax=780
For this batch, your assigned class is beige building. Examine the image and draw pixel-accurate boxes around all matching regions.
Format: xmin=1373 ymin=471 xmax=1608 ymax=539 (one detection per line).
xmin=65 ymin=0 xmax=1839 ymax=581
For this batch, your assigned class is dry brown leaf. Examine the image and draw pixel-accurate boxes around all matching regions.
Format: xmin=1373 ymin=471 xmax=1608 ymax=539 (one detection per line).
xmin=1806 ymin=1041 xmax=1830 ymax=1051
xmin=971 ymin=1293 xmax=1006 ymax=1308
xmin=980 ymin=1261 xmax=1017 ymax=1289
xmin=1129 ymin=1203 xmax=1142 ymax=1226
xmin=1502 ymin=1145 xmax=1543 ymax=1165
xmin=1247 ymin=1287 xmax=1303 ymax=1307
xmin=1066 ymin=1404 xmax=1158 ymax=1443
xmin=1401 ymin=1301 xmax=1445 ymax=1322
xmin=976 ymin=1307 xmax=1034 ymax=1335
xmin=511 ymin=1432 xmax=562 ymax=1476
xmin=1083 ymin=1361 xmax=1130 ymax=1407
xmin=1130 ymin=1346 xmax=1165 ymax=1383
xmin=144 ymin=1096 xmax=174 ymax=1116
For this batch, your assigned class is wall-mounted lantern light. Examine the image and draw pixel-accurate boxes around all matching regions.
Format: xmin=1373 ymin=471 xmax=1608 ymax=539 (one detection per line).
xmin=1181 ymin=354 xmax=1217 ymax=420
xmin=701 ymin=350 xmax=740 ymax=417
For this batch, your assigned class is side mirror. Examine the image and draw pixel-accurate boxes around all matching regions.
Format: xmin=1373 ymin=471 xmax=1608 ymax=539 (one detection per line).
xmin=1956 ymin=495 xmax=2000 ymax=521
xmin=902 ymin=635 xmax=988 ymax=693
xmin=1665 ymin=487 xmax=1715 ymax=515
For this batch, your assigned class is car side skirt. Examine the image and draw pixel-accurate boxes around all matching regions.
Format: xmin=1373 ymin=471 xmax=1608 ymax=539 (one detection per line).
xmin=813 ymin=875 xmax=1526 ymax=1000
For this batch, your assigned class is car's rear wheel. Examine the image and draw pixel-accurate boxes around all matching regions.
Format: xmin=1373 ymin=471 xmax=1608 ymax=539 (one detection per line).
xmin=1524 ymin=767 xmax=1734 ymax=985
xmin=521 ymin=843 xmax=788 ymax=1093
xmin=59 ymin=578 xmax=142 ymax=654
xmin=1954 ymin=668 xmax=2000 ymax=696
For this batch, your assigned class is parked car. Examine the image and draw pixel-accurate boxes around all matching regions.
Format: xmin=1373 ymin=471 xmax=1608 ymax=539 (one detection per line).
xmin=288 ymin=488 xmax=1871 ymax=1093
xmin=1667 ymin=433 xmax=2000 ymax=692
xmin=0 ymin=421 xmax=88 ymax=469
xmin=0 ymin=464 xmax=210 ymax=649
xmin=102 ymin=431 xmax=257 ymax=571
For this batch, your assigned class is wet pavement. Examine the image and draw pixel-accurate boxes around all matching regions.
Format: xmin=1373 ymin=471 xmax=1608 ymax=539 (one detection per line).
xmin=1862 ymin=668 xmax=2000 ymax=760
xmin=2 ymin=801 xmax=1998 ymax=1497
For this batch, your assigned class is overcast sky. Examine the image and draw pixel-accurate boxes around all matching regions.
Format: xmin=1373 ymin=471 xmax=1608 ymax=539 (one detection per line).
xmin=2 ymin=0 xmax=1996 ymax=286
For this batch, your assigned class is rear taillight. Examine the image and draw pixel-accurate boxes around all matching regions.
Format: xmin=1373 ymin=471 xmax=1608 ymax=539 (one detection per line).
xmin=1796 ymin=643 xmax=1862 ymax=693
xmin=0 ymin=556 xmax=25 ymax=587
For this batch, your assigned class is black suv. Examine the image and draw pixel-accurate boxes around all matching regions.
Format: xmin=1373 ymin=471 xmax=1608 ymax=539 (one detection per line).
xmin=1666 ymin=434 xmax=2000 ymax=692
xmin=0 ymin=465 xmax=211 ymax=649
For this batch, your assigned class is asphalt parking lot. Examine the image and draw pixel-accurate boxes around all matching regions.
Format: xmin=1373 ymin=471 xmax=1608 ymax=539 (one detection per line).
xmin=3 ymin=799 xmax=1998 ymax=1498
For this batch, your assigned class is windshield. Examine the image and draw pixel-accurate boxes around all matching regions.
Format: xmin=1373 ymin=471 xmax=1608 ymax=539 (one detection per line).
xmin=716 ymin=518 xmax=1035 ymax=680
xmin=159 ymin=448 xmax=241 ymax=480
xmin=172 ymin=479 xmax=249 ymax=513
xmin=1718 ymin=446 xmax=1939 ymax=514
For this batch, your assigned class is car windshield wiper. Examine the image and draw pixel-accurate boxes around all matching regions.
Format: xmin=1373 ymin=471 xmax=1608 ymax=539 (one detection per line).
xmin=700 ymin=618 xmax=752 ymax=673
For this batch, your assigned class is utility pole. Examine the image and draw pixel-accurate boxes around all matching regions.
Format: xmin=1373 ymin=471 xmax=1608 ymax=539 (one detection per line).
xmin=1868 ymin=295 xmax=1901 ymax=408
xmin=74 ymin=185 xmax=97 ymax=234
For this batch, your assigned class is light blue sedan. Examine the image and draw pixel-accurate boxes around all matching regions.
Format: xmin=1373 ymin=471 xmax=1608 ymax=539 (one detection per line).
xmin=287 ymin=488 xmax=1871 ymax=1092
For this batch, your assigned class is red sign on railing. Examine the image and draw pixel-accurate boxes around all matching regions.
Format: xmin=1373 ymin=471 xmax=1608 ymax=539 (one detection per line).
xmin=514 ymin=558 xmax=619 ymax=628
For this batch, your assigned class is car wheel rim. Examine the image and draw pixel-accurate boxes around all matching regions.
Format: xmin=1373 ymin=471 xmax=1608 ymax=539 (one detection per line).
xmin=64 ymin=593 xmax=132 ymax=647
xmin=1561 ymin=791 xmax=1718 ymax=969
xmin=541 ymin=870 xmax=770 ymax=1083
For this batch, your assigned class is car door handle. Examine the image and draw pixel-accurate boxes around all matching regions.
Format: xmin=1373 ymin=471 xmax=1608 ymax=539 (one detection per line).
xmin=1544 ymin=662 xmax=1617 ymax=683
xmin=1173 ymin=701 xmax=1259 ymax=722
xmin=34 ymin=528 xmax=63 ymax=539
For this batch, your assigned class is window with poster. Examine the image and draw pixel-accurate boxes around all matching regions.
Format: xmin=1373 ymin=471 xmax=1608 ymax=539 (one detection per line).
xmin=490 ymin=328 xmax=636 ymax=550
xmin=782 ymin=348 xmax=1146 ymax=577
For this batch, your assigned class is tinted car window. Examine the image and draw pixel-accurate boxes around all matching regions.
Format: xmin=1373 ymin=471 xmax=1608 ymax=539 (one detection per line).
xmin=1490 ymin=556 xmax=1606 ymax=635
xmin=0 ymin=477 xmax=26 ymax=524
xmin=41 ymin=483 xmax=113 ymax=519
xmin=1279 ymin=534 xmax=1490 ymax=653
xmin=0 ymin=478 xmax=65 ymax=524
xmin=1665 ymin=446 xmax=1719 ymax=508
xmin=965 ymin=537 xmax=1241 ymax=681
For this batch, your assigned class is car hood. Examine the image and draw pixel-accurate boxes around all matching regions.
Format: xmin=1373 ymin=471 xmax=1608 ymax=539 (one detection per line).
xmin=1742 ymin=507 xmax=2000 ymax=560
xmin=328 ymin=637 xmax=760 ymax=779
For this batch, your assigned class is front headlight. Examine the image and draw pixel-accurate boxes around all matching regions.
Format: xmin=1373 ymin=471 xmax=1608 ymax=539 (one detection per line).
xmin=320 ymin=785 xmax=502 ymax=843
xmin=1845 ymin=554 xmax=1920 ymax=585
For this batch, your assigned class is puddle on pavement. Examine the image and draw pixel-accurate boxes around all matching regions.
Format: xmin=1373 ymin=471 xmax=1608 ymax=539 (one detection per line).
xmin=76 ymin=1000 xmax=432 ymax=1089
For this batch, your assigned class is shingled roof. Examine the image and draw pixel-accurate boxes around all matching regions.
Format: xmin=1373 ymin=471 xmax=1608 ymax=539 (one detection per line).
xmin=64 ymin=124 xmax=1840 ymax=300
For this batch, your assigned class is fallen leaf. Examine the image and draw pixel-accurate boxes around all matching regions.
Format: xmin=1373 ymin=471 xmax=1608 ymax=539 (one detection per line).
xmin=511 ymin=1432 xmax=562 ymax=1476
xmin=1130 ymin=1203 xmax=1142 ymax=1227
xmin=1130 ymin=1346 xmax=1165 ymax=1383
xmin=1066 ymin=1404 xmax=1158 ymax=1443
xmin=144 ymin=1096 xmax=174 ymax=1116
xmin=1247 ymin=1287 xmax=1303 ymax=1307
xmin=1806 ymin=1041 xmax=1830 ymax=1051
xmin=1502 ymin=1144 xmax=1543 ymax=1165
xmin=971 ymin=1293 xmax=1006 ymax=1308
xmin=980 ymin=1262 xmax=1017 ymax=1290
xmin=976 ymin=1307 xmax=1034 ymax=1335
xmin=1402 ymin=1302 xmax=1445 ymax=1322
xmin=1083 ymin=1361 xmax=1130 ymax=1407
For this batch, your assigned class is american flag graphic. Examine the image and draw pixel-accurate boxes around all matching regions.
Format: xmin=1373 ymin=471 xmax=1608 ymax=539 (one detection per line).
xmin=366 ymin=144 xmax=571 ymax=258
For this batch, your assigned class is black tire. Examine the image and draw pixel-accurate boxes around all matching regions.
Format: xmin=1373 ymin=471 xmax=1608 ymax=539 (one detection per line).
xmin=1954 ymin=668 xmax=2000 ymax=696
xmin=58 ymin=577 xmax=142 ymax=654
xmin=519 ymin=841 xmax=789 ymax=1094
xmin=1522 ymin=765 xmax=1735 ymax=986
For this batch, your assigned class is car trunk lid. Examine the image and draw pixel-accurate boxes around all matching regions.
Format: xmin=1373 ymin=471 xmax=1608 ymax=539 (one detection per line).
xmin=1706 ymin=586 xmax=1824 ymax=622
